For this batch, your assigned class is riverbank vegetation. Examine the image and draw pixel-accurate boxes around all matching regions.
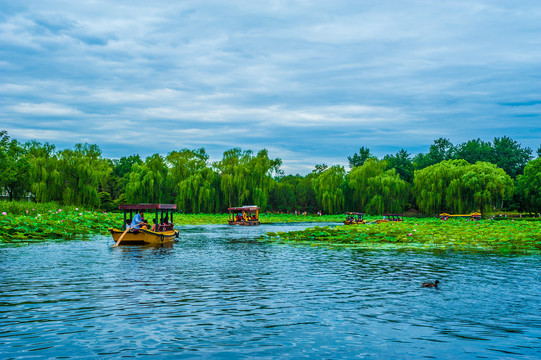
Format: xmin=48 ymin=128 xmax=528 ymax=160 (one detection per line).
xmin=262 ymin=219 xmax=541 ymax=254
xmin=1 ymin=130 xmax=540 ymax=217
xmin=0 ymin=203 xmax=343 ymax=242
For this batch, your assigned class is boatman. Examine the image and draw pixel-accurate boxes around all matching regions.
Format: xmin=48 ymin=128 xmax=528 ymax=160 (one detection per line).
xmin=130 ymin=210 xmax=145 ymax=230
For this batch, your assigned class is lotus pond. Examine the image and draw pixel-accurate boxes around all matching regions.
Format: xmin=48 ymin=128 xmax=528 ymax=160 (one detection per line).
xmin=263 ymin=218 xmax=541 ymax=254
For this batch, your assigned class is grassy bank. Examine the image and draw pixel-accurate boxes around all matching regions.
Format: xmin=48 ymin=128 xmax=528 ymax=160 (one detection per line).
xmin=262 ymin=218 xmax=541 ymax=254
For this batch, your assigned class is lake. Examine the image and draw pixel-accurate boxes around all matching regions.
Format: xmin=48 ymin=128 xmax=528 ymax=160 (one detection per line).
xmin=1 ymin=222 xmax=540 ymax=359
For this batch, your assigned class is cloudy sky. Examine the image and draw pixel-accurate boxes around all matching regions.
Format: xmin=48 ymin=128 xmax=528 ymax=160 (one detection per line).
xmin=1 ymin=0 xmax=540 ymax=174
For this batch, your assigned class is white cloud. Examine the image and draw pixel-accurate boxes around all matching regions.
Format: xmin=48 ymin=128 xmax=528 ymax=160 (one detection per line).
xmin=9 ymin=103 xmax=82 ymax=116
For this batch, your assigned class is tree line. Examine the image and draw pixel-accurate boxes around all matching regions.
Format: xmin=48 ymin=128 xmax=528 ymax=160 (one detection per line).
xmin=1 ymin=130 xmax=540 ymax=215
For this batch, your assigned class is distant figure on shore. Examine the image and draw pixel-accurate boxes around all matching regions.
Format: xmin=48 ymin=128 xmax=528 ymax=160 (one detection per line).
xmin=422 ymin=280 xmax=440 ymax=288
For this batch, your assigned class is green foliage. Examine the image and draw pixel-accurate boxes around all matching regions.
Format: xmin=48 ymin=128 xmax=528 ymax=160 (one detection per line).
xmin=214 ymin=148 xmax=281 ymax=211
xmin=347 ymin=146 xmax=374 ymax=168
xmin=0 ymin=131 xmax=29 ymax=200
xmin=168 ymin=148 xmax=219 ymax=213
xmin=312 ymin=165 xmax=345 ymax=214
xmin=383 ymin=149 xmax=414 ymax=183
xmin=262 ymin=218 xmax=541 ymax=254
xmin=516 ymin=158 xmax=541 ymax=214
xmin=346 ymin=158 xmax=410 ymax=214
xmin=414 ymin=160 xmax=513 ymax=215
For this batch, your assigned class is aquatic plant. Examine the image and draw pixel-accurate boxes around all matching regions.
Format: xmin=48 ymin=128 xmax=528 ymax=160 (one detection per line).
xmin=262 ymin=218 xmax=541 ymax=254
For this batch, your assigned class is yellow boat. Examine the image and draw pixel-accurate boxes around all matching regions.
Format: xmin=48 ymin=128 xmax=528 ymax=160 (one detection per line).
xmin=228 ymin=206 xmax=260 ymax=226
xmin=439 ymin=212 xmax=481 ymax=221
xmin=344 ymin=212 xmax=365 ymax=225
xmin=109 ymin=204 xmax=179 ymax=245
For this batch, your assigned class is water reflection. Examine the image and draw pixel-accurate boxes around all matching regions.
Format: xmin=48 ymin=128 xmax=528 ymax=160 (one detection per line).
xmin=0 ymin=224 xmax=540 ymax=359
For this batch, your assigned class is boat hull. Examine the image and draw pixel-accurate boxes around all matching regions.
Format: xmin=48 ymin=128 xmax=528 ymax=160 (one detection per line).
xmin=109 ymin=228 xmax=179 ymax=245
xmin=228 ymin=220 xmax=260 ymax=226
xmin=343 ymin=221 xmax=365 ymax=225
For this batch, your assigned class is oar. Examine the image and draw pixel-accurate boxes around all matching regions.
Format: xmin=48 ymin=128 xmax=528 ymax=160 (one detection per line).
xmin=112 ymin=228 xmax=130 ymax=247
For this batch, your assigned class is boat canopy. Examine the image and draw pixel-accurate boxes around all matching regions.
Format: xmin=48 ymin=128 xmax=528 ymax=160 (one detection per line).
xmin=119 ymin=204 xmax=177 ymax=230
xmin=228 ymin=206 xmax=260 ymax=212
xmin=345 ymin=212 xmax=365 ymax=216
xmin=120 ymin=204 xmax=177 ymax=210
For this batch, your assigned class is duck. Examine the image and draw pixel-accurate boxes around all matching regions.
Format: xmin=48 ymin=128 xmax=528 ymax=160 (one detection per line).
xmin=422 ymin=280 xmax=440 ymax=288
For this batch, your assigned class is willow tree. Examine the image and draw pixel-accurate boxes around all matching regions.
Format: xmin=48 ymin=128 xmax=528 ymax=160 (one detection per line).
xmin=312 ymin=165 xmax=345 ymax=214
xmin=414 ymin=159 xmax=513 ymax=215
xmin=215 ymin=148 xmax=281 ymax=210
xmin=452 ymin=162 xmax=513 ymax=214
xmin=245 ymin=149 xmax=282 ymax=211
xmin=167 ymin=148 xmax=219 ymax=213
xmin=413 ymin=160 xmax=470 ymax=215
xmin=27 ymin=141 xmax=64 ymax=203
xmin=517 ymin=158 xmax=541 ymax=214
xmin=57 ymin=143 xmax=111 ymax=207
xmin=346 ymin=158 xmax=410 ymax=214
xmin=125 ymin=154 xmax=172 ymax=204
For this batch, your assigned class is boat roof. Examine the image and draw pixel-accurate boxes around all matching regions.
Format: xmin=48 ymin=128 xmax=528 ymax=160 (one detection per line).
xmin=228 ymin=206 xmax=259 ymax=211
xmin=119 ymin=204 xmax=177 ymax=210
xmin=384 ymin=214 xmax=404 ymax=216
xmin=345 ymin=212 xmax=364 ymax=215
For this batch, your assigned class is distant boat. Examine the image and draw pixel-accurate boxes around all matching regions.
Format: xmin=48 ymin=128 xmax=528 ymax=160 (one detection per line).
xmin=228 ymin=206 xmax=260 ymax=226
xmin=344 ymin=212 xmax=365 ymax=225
xmin=109 ymin=204 xmax=179 ymax=245
xmin=439 ymin=212 xmax=481 ymax=221
xmin=376 ymin=214 xmax=405 ymax=223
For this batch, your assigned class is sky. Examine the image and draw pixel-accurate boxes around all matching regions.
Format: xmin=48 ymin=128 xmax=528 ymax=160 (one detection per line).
xmin=1 ymin=0 xmax=540 ymax=174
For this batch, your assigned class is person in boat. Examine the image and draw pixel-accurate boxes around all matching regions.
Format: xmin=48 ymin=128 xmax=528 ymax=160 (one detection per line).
xmin=125 ymin=219 xmax=131 ymax=230
xmin=151 ymin=219 xmax=157 ymax=231
xmin=130 ymin=210 xmax=146 ymax=230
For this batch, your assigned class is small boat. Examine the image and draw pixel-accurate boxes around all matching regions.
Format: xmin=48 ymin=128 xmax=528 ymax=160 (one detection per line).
xmin=439 ymin=212 xmax=481 ymax=221
xmin=228 ymin=206 xmax=260 ymax=226
xmin=376 ymin=214 xmax=404 ymax=223
xmin=344 ymin=212 xmax=365 ymax=225
xmin=109 ymin=204 xmax=179 ymax=245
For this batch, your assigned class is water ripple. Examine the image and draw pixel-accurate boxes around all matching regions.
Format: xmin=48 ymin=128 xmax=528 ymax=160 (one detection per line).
xmin=0 ymin=225 xmax=540 ymax=359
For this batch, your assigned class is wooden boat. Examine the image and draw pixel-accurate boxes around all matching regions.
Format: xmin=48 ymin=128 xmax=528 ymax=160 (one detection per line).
xmin=439 ymin=212 xmax=481 ymax=221
xmin=344 ymin=212 xmax=365 ymax=225
xmin=376 ymin=214 xmax=405 ymax=223
xmin=109 ymin=204 xmax=179 ymax=245
xmin=228 ymin=206 xmax=260 ymax=226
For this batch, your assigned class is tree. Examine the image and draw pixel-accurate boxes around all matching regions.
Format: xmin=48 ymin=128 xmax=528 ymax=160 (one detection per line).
xmin=347 ymin=146 xmax=374 ymax=168
xmin=167 ymin=148 xmax=219 ymax=213
xmin=215 ymin=148 xmax=281 ymax=210
xmin=57 ymin=143 xmax=111 ymax=207
xmin=27 ymin=141 xmax=63 ymax=203
xmin=490 ymin=136 xmax=532 ymax=178
xmin=346 ymin=158 xmax=410 ymax=214
xmin=453 ymin=138 xmax=493 ymax=164
xmin=413 ymin=138 xmax=454 ymax=169
xmin=413 ymin=160 xmax=513 ymax=215
xmin=516 ymin=158 xmax=541 ymax=214
xmin=125 ymin=154 xmax=172 ymax=204
xmin=0 ymin=131 xmax=29 ymax=200
xmin=383 ymin=149 xmax=414 ymax=183
xmin=312 ymin=165 xmax=345 ymax=214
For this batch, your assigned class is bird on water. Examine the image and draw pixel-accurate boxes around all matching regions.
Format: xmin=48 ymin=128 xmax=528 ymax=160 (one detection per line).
xmin=422 ymin=280 xmax=440 ymax=288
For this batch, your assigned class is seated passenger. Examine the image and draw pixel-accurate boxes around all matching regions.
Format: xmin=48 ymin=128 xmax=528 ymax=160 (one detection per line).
xmin=130 ymin=210 xmax=145 ymax=230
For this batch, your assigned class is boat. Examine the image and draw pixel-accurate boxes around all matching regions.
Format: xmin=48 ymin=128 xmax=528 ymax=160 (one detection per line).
xmin=439 ymin=212 xmax=481 ymax=221
xmin=109 ymin=204 xmax=180 ymax=245
xmin=376 ymin=214 xmax=405 ymax=223
xmin=228 ymin=206 xmax=260 ymax=226
xmin=344 ymin=212 xmax=365 ymax=225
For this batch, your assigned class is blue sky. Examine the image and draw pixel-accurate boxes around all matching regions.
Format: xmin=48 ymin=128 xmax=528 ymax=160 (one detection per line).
xmin=1 ymin=0 xmax=540 ymax=174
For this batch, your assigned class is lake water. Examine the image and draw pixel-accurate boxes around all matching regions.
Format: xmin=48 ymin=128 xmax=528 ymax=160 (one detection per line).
xmin=1 ymin=222 xmax=540 ymax=359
